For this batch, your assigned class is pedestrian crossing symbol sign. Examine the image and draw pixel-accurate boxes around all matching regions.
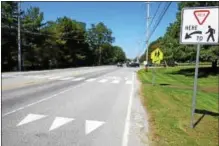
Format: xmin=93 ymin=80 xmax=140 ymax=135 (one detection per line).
xmin=180 ymin=7 xmax=219 ymax=44
xmin=151 ymin=48 xmax=163 ymax=64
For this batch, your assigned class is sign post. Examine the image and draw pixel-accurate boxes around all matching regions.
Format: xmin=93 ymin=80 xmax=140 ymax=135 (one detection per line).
xmin=150 ymin=48 xmax=163 ymax=85
xmin=191 ymin=44 xmax=200 ymax=128
xmin=180 ymin=6 xmax=219 ymax=128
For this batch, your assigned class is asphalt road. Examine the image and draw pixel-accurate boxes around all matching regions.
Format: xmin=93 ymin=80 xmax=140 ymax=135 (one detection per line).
xmin=2 ymin=66 xmax=149 ymax=146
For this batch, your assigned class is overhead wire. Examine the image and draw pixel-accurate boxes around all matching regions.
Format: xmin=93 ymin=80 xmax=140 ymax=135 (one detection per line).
xmin=137 ymin=2 xmax=171 ymax=58
xmin=147 ymin=2 xmax=172 ymax=42
xmin=148 ymin=2 xmax=162 ymax=29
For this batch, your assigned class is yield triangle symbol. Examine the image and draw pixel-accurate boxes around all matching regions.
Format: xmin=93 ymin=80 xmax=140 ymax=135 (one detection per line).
xmin=17 ymin=113 xmax=47 ymax=126
xmin=194 ymin=10 xmax=210 ymax=25
xmin=85 ymin=120 xmax=105 ymax=135
xmin=49 ymin=117 xmax=74 ymax=131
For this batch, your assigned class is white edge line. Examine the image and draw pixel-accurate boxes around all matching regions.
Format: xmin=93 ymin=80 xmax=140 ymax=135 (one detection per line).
xmin=2 ymin=82 xmax=87 ymax=117
xmin=122 ymin=72 xmax=135 ymax=146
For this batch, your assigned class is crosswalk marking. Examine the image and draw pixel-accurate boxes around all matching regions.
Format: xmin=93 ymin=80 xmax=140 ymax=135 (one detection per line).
xmin=125 ymin=80 xmax=132 ymax=84
xmin=85 ymin=78 xmax=97 ymax=82
xmin=49 ymin=76 xmax=62 ymax=80
xmin=59 ymin=77 xmax=75 ymax=81
xmin=26 ymin=75 xmax=36 ymax=78
xmin=98 ymin=79 xmax=108 ymax=83
xmin=111 ymin=80 xmax=120 ymax=84
xmin=72 ymin=77 xmax=85 ymax=81
xmin=35 ymin=75 xmax=51 ymax=79
xmin=5 ymin=74 xmax=133 ymax=85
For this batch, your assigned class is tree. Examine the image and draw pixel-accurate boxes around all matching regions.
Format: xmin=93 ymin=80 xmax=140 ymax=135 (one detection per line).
xmin=21 ymin=6 xmax=45 ymax=70
xmin=1 ymin=1 xmax=19 ymax=71
xmin=2 ymin=4 xmax=127 ymax=71
xmin=112 ymin=46 xmax=126 ymax=63
xmin=86 ymin=22 xmax=115 ymax=65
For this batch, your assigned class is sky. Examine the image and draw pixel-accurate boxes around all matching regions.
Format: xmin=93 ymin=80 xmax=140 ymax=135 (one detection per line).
xmin=21 ymin=2 xmax=179 ymax=59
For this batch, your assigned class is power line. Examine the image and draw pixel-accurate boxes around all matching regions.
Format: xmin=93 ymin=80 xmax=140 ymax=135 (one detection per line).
xmin=137 ymin=2 xmax=171 ymax=59
xmin=137 ymin=2 xmax=164 ymax=57
xmin=147 ymin=2 xmax=172 ymax=42
xmin=148 ymin=2 xmax=162 ymax=29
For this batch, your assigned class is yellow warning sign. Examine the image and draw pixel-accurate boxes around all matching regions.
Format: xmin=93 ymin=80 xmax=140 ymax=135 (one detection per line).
xmin=151 ymin=48 xmax=163 ymax=64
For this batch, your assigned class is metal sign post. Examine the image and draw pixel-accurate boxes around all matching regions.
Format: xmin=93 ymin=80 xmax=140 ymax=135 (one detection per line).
xmin=150 ymin=48 xmax=163 ymax=86
xmin=180 ymin=6 xmax=219 ymax=128
xmin=152 ymin=64 xmax=156 ymax=86
xmin=191 ymin=44 xmax=200 ymax=128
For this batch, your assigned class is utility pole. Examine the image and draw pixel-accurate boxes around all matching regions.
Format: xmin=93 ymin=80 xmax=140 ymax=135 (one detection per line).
xmin=18 ymin=1 xmax=22 ymax=71
xmin=145 ymin=1 xmax=150 ymax=70
xmin=99 ymin=46 xmax=101 ymax=66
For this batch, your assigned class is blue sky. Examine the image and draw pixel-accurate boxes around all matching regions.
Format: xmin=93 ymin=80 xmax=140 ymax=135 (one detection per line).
xmin=21 ymin=2 xmax=179 ymax=59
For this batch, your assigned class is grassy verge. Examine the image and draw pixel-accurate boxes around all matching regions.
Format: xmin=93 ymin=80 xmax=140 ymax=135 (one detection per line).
xmin=137 ymin=67 xmax=218 ymax=146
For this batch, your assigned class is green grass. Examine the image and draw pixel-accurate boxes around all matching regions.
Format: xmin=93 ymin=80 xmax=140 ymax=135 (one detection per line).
xmin=137 ymin=67 xmax=218 ymax=146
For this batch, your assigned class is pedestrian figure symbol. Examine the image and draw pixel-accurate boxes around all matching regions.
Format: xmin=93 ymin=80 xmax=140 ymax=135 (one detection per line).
xmin=206 ymin=25 xmax=215 ymax=42
xmin=155 ymin=51 xmax=160 ymax=57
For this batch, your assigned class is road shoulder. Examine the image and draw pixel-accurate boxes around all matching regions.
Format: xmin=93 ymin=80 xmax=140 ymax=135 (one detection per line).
xmin=128 ymin=72 xmax=149 ymax=146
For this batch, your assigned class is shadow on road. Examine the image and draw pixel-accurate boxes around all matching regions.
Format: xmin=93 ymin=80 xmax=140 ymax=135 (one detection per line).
xmin=193 ymin=109 xmax=219 ymax=128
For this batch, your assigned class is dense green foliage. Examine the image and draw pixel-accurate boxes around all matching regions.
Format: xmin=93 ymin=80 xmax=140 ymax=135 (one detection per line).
xmin=140 ymin=2 xmax=219 ymax=68
xmin=1 ymin=2 xmax=126 ymax=71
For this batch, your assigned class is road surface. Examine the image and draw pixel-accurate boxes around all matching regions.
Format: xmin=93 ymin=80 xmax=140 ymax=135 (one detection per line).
xmin=2 ymin=66 xmax=149 ymax=146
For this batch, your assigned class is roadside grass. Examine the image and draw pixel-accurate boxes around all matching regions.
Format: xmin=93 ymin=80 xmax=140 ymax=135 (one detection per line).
xmin=137 ymin=67 xmax=218 ymax=146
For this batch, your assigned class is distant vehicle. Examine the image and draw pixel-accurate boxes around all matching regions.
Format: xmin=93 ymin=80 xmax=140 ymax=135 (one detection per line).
xmin=126 ymin=62 xmax=130 ymax=67
xmin=117 ymin=62 xmax=123 ymax=67
xmin=129 ymin=62 xmax=140 ymax=67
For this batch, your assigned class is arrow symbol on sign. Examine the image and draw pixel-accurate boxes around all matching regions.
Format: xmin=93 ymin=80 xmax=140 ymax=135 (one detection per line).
xmin=185 ymin=31 xmax=202 ymax=39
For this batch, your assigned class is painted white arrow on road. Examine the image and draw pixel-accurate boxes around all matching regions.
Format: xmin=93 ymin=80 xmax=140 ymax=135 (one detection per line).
xmin=85 ymin=120 xmax=105 ymax=135
xmin=49 ymin=117 xmax=74 ymax=131
xmin=17 ymin=113 xmax=47 ymax=126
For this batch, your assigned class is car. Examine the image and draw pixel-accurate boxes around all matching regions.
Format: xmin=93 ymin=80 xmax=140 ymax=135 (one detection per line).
xmin=129 ymin=62 xmax=140 ymax=67
xmin=126 ymin=62 xmax=131 ymax=67
xmin=117 ymin=62 xmax=123 ymax=67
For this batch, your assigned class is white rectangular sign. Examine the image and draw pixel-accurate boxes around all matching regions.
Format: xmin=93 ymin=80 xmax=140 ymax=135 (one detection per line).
xmin=180 ymin=7 xmax=219 ymax=44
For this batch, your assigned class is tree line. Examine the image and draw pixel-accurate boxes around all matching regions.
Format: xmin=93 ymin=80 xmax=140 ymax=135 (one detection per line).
xmin=2 ymin=2 xmax=126 ymax=72
xmin=139 ymin=1 xmax=219 ymax=69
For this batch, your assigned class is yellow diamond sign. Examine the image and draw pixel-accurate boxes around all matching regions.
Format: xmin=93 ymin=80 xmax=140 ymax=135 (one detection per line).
xmin=151 ymin=48 xmax=163 ymax=64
